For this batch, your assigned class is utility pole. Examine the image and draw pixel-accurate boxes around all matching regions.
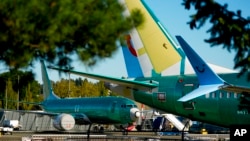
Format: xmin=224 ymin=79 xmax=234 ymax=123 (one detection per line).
xmin=68 ymin=72 xmax=71 ymax=97
xmin=5 ymin=83 xmax=7 ymax=110
xmin=67 ymin=67 xmax=74 ymax=97
xmin=17 ymin=75 xmax=19 ymax=110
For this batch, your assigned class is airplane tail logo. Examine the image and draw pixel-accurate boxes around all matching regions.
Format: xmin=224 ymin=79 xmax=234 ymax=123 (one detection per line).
xmin=122 ymin=35 xmax=144 ymax=77
xmin=120 ymin=0 xmax=184 ymax=78
xmin=41 ymin=60 xmax=60 ymax=100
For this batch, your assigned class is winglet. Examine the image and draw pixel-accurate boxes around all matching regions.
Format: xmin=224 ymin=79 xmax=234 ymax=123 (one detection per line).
xmin=175 ymin=36 xmax=226 ymax=102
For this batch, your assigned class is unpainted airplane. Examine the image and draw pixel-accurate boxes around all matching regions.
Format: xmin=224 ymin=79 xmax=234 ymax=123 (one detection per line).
xmin=35 ymin=61 xmax=140 ymax=135
xmin=50 ymin=0 xmax=250 ymax=128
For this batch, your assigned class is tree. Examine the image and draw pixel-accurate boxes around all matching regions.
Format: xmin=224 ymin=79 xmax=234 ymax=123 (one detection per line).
xmin=22 ymin=84 xmax=34 ymax=110
xmin=182 ymin=0 xmax=250 ymax=80
xmin=0 ymin=0 xmax=144 ymax=70
xmin=52 ymin=79 xmax=69 ymax=98
xmin=52 ymin=78 xmax=111 ymax=98
xmin=0 ymin=70 xmax=41 ymax=109
xmin=80 ymin=78 xmax=92 ymax=97
xmin=95 ymin=81 xmax=109 ymax=96
xmin=21 ymin=81 xmax=41 ymax=110
xmin=5 ymin=79 xmax=17 ymax=110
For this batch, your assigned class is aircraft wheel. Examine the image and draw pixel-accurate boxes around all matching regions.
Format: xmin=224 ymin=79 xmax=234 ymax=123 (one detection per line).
xmin=99 ymin=126 xmax=104 ymax=133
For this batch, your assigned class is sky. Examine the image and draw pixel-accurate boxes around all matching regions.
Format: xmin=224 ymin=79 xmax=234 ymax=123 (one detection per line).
xmin=34 ymin=0 xmax=250 ymax=84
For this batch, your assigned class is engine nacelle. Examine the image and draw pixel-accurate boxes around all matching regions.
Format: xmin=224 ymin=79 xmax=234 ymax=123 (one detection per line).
xmin=74 ymin=114 xmax=91 ymax=125
xmin=53 ymin=114 xmax=75 ymax=131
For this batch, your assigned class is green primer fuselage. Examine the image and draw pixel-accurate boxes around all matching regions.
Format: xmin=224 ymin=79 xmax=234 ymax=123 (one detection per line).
xmin=41 ymin=96 xmax=137 ymax=124
xmin=131 ymin=73 xmax=250 ymax=127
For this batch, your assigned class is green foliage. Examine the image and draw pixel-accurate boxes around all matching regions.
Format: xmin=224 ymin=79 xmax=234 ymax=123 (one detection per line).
xmin=0 ymin=70 xmax=41 ymax=110
xmin=182 ymin=0 xmax=250 ymax=80
xmin=0 ymin=0 xmax=144 ymax=71
xmin=52 ymin=78 xmax=110 ymax=98
xmin=22 ymin=84 xmax=34 ymax=110
xmin=0 ymin=70 xmax=114 ymax=110
xmin=5 ymin=79 xmax=17 ymax=109
xmin=52 ymin=79 xmax=70 ymax=98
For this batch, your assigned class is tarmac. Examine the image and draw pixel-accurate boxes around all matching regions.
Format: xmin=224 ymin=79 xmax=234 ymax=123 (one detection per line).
xmin=0 ymin=131 xmax=229 ymax=141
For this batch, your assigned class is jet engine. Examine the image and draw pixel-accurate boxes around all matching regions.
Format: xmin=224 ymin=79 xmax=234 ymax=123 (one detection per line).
xmin=53 ymin=114 xmax=75 ymax=131
xmin=74 ymin=113 xmax=91 ymax=125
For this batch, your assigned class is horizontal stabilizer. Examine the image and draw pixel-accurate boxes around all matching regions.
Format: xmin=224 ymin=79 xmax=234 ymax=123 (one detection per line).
xmin=178 ymin=84 xmax=224 ymax=102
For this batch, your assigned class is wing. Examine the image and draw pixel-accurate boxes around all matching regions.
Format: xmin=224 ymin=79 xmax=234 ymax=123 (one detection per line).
xmin=221 ymin=85 xmax=250 ymax=94
xmin=48 ymin=66 xmax=158 ymax=91
xmin=17 ymin=110 xmax=57 ymax=116
xmin=17 ymin=110 xmax=91 ymax=125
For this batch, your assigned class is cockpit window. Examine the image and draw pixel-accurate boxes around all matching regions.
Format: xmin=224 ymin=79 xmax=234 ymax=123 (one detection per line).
xmin=126 ymin=104 xmax=132 ymax=108
xmin=121 ymin=104 xmax=138 ymax=108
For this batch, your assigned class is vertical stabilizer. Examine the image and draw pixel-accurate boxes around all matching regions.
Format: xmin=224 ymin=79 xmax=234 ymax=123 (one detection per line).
xmin=175 ymin=36 xmax=226 ymax=102
xmin=176 ymin=36 xmax=224 ymax=85
xmin=122 ymin=35 xmax=144 ymax=77
xmin=120 ymin=0 xmax=235 ymax=78
xmin=120 ymin=0 xmax=184 ymax=77
xmin=41 ymin=60 xmax=60 ymax=100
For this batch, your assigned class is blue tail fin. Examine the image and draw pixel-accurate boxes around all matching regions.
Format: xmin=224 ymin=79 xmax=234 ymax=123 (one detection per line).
xmin=176 ymin=36 xmax=224 ymax=85
xmin=121 ymin=35 xmax=144 ymax=78
xmin=41 ymin=60 xmax=60 ymax=100
xmin=175 ymin=36 xmax=226 ymax=102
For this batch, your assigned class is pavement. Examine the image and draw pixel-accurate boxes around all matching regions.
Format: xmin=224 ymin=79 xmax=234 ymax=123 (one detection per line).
xmin=0 ymin=131 xmax=229 ymax=141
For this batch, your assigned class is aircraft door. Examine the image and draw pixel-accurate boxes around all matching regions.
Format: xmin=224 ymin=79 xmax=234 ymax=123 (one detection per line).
xmin=75 ymin=105 xmax=80 ymax=113
xmin=182 ymin=84 xmax=196 ymax=110
xmin=111 ymin=101 xmax=117 ymax=113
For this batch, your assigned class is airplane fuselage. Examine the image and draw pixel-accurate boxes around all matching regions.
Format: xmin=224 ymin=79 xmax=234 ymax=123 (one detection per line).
xmin=114 ymin=73 xmax=250 ymax=127
xmin=41 ymin=96 xmax=138 ymax=125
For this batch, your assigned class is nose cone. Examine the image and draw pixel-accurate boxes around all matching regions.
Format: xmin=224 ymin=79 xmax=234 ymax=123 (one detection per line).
xmin=130 ymin=107 xmax=140 ymax=121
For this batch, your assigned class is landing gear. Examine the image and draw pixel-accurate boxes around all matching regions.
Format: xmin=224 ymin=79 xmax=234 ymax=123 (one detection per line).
xmin=181 ymin=120 xmax=191 ymax=141
xmin=93 ymin=125 xmax=104 ymax=133
xmin=123 ymin=129 xmax=128 ymax=135
xmin=119 ymin=125 xmax=128 ymax=135
xmin=87 ymin=123 xmax=92 ymax=139
xmin=136 ymin=125 xmax=142 ymax=131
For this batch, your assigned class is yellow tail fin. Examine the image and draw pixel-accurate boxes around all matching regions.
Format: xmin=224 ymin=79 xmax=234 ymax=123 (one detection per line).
xmin=123 ymin=0 xmax=182 ymax=76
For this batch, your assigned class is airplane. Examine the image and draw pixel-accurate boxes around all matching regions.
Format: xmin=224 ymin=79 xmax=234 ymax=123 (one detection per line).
xmin=49 ymin=0 xmax=250 ymax=129
xmin=29 ymin=60 xmax=141 ymax=136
